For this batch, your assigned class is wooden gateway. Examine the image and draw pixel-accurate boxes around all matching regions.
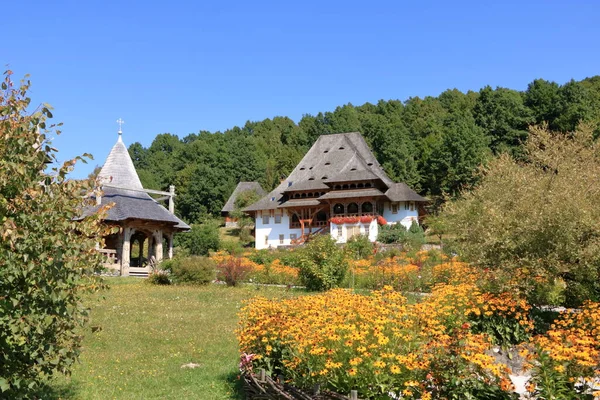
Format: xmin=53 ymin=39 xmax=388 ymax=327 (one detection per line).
xmin=86 ymin=129 xmax=190 ymax=276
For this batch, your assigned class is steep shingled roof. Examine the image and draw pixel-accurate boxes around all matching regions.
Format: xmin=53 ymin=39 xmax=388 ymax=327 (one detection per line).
xmin=98 ymin=136 xmax=143 ymax=189
xmin=221 ymin=182 xmax=266 ymax=213
xmin=244 ymin=132 xmax=425 ymax=212
xmin=83 ymin=135 xmax=190 ymax=230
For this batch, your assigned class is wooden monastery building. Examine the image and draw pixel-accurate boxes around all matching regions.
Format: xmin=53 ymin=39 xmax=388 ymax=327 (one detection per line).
xmin=221 ymin=182 xmax=266 ymax=228
xmin=85 ymin=130 xmax=189 ymax=276
xmin=244 ymin=132 xmax=427 ymax=250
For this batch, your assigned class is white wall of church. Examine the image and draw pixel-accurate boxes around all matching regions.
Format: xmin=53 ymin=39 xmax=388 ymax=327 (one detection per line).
xmin=254 ymin=210 xmax=303 ymax=250
xmin=382 ymin=201 xmax=419 ymax=230
xmin=330 ymin=219 xmax=378 ymax=244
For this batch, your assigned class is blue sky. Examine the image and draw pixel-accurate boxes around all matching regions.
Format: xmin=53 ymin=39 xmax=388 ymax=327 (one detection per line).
xmin=4 ymin=0 xmax=599 ymax=178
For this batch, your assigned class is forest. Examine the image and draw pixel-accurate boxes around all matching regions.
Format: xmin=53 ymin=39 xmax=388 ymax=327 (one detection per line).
xmin=127 ymin=77 xmax=600 ymax=224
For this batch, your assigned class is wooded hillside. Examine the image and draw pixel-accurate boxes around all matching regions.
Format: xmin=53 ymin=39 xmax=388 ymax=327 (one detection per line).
xmin=129 ymin=77 xmax=600 ymax=223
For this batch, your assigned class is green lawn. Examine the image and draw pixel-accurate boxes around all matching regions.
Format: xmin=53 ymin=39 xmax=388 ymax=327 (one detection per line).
xmin=48 ymin=279 xmax=301 ymax=399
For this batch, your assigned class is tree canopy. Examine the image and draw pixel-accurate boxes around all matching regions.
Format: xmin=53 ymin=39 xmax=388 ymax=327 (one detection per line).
xmin=0 ymin=71 xmax=110 ymax=396
xmin=129 ymin=76 xmax=600 ymax=224
xmin=433 ymin=124 xmax=600 ymax=307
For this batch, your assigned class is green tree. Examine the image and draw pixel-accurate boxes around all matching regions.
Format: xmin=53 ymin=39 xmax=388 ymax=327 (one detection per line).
xmin=473 ymin=86 xmax=533 ymax=155
xmin=0 ymin=71 xmax=109 ymax=396
xmin=176 ymin=221 xmax=221 ymax=256
xmin=435 ymin=124 xmax=600 ymax=306
xmin=423 ymin=112 xmax=489 ymax=197
xmin=290 ymin=235 xmax=348 ymax=291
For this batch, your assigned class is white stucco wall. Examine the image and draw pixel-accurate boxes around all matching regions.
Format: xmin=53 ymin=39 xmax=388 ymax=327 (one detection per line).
xmin=254 ymin=202 xmax=420 ymax=248
xmin=254 ymin=210 xmax=304 ymax=250
xmin=330 ymin=219 xmax=378 ymax=244
xmin=382 ymin=201 xmax=419 ymax=230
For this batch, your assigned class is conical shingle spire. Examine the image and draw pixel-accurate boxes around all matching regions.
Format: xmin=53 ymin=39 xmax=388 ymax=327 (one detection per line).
xmin=98 ymin=134 xmax=143 ymax=189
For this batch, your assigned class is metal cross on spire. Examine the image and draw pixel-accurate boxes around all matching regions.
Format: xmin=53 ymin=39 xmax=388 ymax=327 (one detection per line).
xmin=117 ymin=118 xmax=125 ymax=135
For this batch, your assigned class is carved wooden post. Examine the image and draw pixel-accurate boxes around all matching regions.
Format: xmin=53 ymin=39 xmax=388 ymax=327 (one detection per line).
xmin=169 ymin=185 xmax=175 ymax=214
xmin=147 ymin=234 xmax=154 ymax=261
xmin=153 ymin=230 xmax=163 ymax=262
xmin=121 ymin=227 xmax=133 ymax=276
xmin=167 ymin=232 xmax=174 ymax=259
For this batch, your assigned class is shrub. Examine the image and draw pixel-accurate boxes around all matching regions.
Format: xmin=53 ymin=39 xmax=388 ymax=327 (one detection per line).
xmin=404 ymin=221 xmax=426 ymax=251
xmin=169 ymin=256 xmax=215 ymax=285
xmin=0 ymin=71 xmax=108 ymax=396
xmin=216 ymin=255 xmax=252 ymax=286
xmin=290 ymin=235 xmax=348 ymax=291
xmin=377 ymin=223 xmax=407 ymax=244
xmin=248 ymin=249 xmax=277 ymax=265
xmin=345 ymin=234 xmax=373 ymax=260
xmin=176 ymin=221 xmax=221 ymax=256
xmin=147 ymin=269 xmax=171 ymax=285
xmin=435 ymin=125 xmax=600 ymax=306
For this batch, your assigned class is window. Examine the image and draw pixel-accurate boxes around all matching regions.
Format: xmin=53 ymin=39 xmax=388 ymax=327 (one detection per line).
xmin=347 ymin=202 xmax=359 ymax=214
xmin=275 ymin=214 xmax=282 ymax=224
xmin=290 ymin=234 xmax=297 ymax=241
xmin=262 ymin=215 xmax=269 ymax=224
xmin=279 ymin=234 xmax=284 ymax=244
xmin=404 ymin=202 xmax=409 ymax=210
xmin=362 ymin=202 xmax=373 ymax=213
xmin=264 ymin=235 xmax=269 ymax=245
xmin=333 ymin=203 xmax=344 ymax=215
xmin=337 ymin=226 xmax=343 ymax=238
xmin=410 ymin=202 xmax=415 ymax=211
xmin=392 ymin=203 xmax=398 ymax=214
xmin=364 ymin=225 xmax=370 ymax=236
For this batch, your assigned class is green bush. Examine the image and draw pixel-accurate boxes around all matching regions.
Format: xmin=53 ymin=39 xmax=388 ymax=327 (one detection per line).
xmin=404 ymin=221 xmax=426 ymax=252
xmin=176 ymin=221 xmax=221 ymax=256
xmin=0 ymin=72 xmax=107 ymax=396
xmin=147 ymin=270 xmax=171 ymax=285
xmin=169 ymin=256 xmax=216 ymax=285
xmin=345 ymin=234 xmax=373 ymax=260
xmin=248 ymin=249 xmax=277 ymax=265
xmin=377 ymin=223 xmax=407 ymax=244
xmin=290 ymin=235 xmax=348 ymax=291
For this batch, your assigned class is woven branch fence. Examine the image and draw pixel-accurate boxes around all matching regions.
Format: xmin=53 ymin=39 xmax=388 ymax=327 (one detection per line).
xmin=243 ymin=369 xmax=360 ymax=400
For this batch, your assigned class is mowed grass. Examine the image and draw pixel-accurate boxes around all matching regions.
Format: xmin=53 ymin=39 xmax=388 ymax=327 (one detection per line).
xmin=49 ymin=278 xmax=301 ymax=399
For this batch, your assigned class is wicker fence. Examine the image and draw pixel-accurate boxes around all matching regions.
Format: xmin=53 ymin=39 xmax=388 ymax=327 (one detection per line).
xmin=243 ymin=369 xmax=359 ymax=400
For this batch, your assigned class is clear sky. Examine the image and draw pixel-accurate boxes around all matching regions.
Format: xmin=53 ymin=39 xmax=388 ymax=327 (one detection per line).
xmin=4 ymin=0 xmax=599 ymax=178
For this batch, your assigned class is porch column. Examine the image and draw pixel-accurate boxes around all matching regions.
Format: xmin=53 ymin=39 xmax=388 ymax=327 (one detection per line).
xmin=153 ymin=230 xmax=164 ymax=262
xmin=147 ymin=234 xmax=154 ymax=261
xmin=167 ymin=232 xmax=174 ymax=259
xmin=121 ymin=227 xmax=133 ymax=277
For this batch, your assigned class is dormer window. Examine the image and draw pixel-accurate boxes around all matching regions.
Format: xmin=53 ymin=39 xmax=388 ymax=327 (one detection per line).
xmin=271 ymin=197 xmax=276 ymax=201
xmin=367 ymin=163 xmax=373 ymax=166
xmin=324 ymin=150 xmax=329 ymax=153
xmin=339 ymin=146 xmax=345 ymax=150
xmin=300 ymin=167 xmax=306 ymax=170
xmin=350 ymin=167 xmax=357 ymax=171
xmin=325 ymin=162 xmax=331 ymax=166
xmin=288 ymin=182 xmax=293 ymax=187
xmin=308 ymin=177 xmax=315 ymax=181
xmin=321 ymin=176 xmax=328 ymax=180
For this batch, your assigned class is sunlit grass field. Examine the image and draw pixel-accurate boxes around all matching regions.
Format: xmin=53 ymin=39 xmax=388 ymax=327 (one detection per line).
xmin=49 ymin=279 xmax=301 ymax=399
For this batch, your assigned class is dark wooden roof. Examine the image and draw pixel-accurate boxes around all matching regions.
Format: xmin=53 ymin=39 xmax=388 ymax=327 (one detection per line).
xmin=318 ymin=188 xmax=386 ymax=200
xmin=83 ymin=135 xmax=190 ymax=231
xmin=245 ymin=132 xmax=425 ymax=212
xmin=221 ymin=182 xmax=266 ymax=213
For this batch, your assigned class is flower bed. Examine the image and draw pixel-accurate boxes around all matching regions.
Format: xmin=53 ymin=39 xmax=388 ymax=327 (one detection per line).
xmin=238 ymin=284 xmax=532 ymax=399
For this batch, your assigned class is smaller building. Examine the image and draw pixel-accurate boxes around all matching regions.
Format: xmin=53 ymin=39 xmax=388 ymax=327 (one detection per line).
xmin=244 ymin=132 xmax=427 ymax=249
xmin=84 ymin=130 xmax=190 ymax=276
xmin=221 ymin=182 xmax=266 ymax=228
